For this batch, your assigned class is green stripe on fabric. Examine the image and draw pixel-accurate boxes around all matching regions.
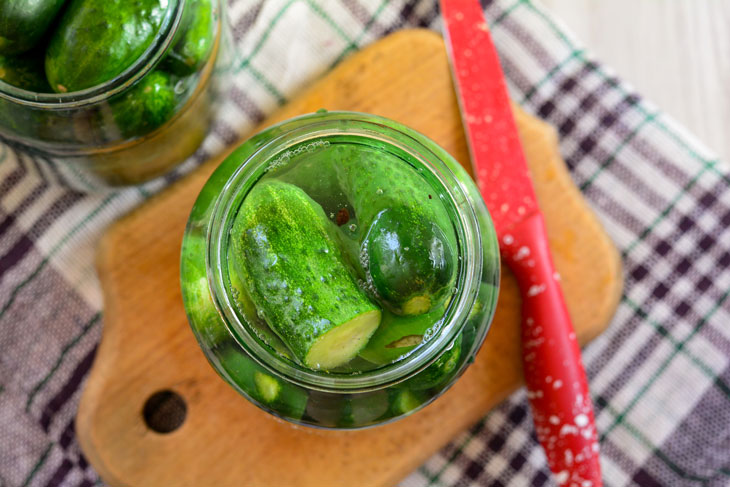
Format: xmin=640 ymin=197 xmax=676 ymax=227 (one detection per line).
xmin=519 ymin=49 xmax=584 ymax=104
xmin=602 ymin=402 xmax=730 ymax=481
xmin=25 ymin=313 xmax=102 ymax=412
xmin=234 ymin=0 xmax=297 ymax=72
xmin=623 ymin=298 xmax=729 ymax=394
xmin=622 ymin=165 xmax=712 ymax=257
xmin=21 ymin=442 xmax=52 ymax=487
xmin=600 ymin=287 xmax=730 ymax=441
xmin=491 ymin=0 xmax=527 ymax=28
xmin=247 ymin=64 xmax=287 ymax=105
xmin=0 ymin=194 xmax=119 ymax=322
xmin=579 ymin=111 xmax=659 ymax=191
xmin=305 ymin=0 xmax=357 ymax=47
xmin=330 ymin=0 xmax=389 ymax=67
xmin=525 ymin=0 xmax=720 ymax=168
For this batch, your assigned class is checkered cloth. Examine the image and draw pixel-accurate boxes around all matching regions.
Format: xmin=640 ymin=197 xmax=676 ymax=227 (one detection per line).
xmin=1 ymin=0 xmax=728 ymax=485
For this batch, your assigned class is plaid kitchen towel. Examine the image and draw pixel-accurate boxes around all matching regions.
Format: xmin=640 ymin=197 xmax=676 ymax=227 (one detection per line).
xmin=1 ymin=0 xmax=729 ymax=485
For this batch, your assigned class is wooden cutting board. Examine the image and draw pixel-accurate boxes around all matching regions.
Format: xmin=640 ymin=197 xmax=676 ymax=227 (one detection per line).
xmin=77 ymin=29 xmax=622 ymax=487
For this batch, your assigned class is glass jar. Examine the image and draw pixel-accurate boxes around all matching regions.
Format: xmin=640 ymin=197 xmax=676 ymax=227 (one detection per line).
xmin=0 ymin=0 xmax=230 ymax=187
xmin=180 ymin=112 xmax=500 ymax=429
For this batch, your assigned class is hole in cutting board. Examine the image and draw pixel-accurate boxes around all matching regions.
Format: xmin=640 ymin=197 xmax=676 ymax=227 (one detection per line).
xmin=143 ymin=389 xmax=187 ymax=433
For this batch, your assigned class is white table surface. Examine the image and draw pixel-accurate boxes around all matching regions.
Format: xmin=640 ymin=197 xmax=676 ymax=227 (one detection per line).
xmin=540 ymin=0 xmax=730 ymax=162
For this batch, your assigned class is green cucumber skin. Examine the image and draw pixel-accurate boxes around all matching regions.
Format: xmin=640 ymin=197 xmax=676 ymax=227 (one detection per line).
xmin=45 ymin=0 xmax=168 ymax=92
xmin=389 ymin=388 xmax=427 ymax=416
xmin=358 ymin=306 xmax=446 ymax=365
xmin=0 ymin=0 xmax=67 ymax=55
xmin=180 ymin=232 xmax=230 ymax=346
xmin=219 ymin=349 xmax=308 ymax=420
xmin=161 ymin=0 xmax=214 ymax=75
xmin=230 ymin=180 xmax=380 ymax=365
xmin=366 ymin=206 xmax=455 ymax=315
xmin=406 ymin=336 xmax=462 ymax=391
xmin=0 ymin=52 xmax=52 ymax=91
xmin=334 ymin=146 xmax=457 ymax=315
xmin=110 ymin=70 xmax=176 ymax=138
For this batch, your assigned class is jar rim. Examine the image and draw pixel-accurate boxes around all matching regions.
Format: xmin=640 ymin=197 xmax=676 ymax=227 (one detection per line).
xmin=0 ymin=0 xmax=184 ymax=108
xmin=206 ymin=113 xmax=487 ymax=393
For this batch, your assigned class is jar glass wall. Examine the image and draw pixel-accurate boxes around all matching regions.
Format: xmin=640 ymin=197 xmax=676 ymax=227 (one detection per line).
xmin=180 ymin=112 xmax=500 ymax=429
xmin=0 ymin=0 xmax=231 ymax=186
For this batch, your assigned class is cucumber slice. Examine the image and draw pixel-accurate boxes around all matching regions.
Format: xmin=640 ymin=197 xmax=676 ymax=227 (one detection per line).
xmin=358 ymin=306 xmax=446 ymax=365
xmin=229 ymin=180 xmax=381 ymax=370
xmin=254 ymin=371 xmax=281 ymax=403
xmin=305 ymin=309 xmax=381 ymax=370
xmin=219 ymin=349 xmax=308 ymax=419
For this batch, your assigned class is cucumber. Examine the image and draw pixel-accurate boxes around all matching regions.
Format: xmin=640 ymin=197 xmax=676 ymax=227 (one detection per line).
xmin=161 ymin=0 xmax=214 ymax=76
xmin=110 ymin=70 xmax=176 ymax=137
xmin=180 ymin=232 xmax=231 ymax=346
xmin=229 ymin=180 xmax=381 ymax=370
xmin=334 ymin=146 xmax=457 ymax=315
xmin=406 ymin=336 xmax=462 ymax=391
xmin=358 ymin=305 xmax=447 ymax=365
xmin=218 ymin=348 xmax=308 ymax=419
xmin=389 ymin=389 xmax=427 ymax=416
xmin=305 ymin=391 xmax=389 ymax=428
xmin=184 ymin=274 xmax=230 ymax=346
xmin=45 ymin=0 xmax=169 ymax=92
xmin=227 ymin=255 xmax=292 ymax=358
xmin=0 ymin=0 xmax=67 ymax=55
xmin=347 ymin=391 xmax=390 ymax=426
xmin=0 ymin=52 xmax=52 ymax=91
xmin=365 ymin=206 xmax=455 ymax=315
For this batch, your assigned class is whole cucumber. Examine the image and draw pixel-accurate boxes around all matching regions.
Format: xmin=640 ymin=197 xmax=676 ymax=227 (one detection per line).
xmin=230 ymin=180 xmax=381 ymax=370
xmin=110 ymin=70 xmax=177 ymax=138
xmin=161 ymin=0 xmax=214 ymax=76
xmin=335 ymin=146 xmax=458 ymax=315
xmin=0 ymin=0 xmax=67 ymax=55
xmin=45 ymin=0 xmax=169 ymax=92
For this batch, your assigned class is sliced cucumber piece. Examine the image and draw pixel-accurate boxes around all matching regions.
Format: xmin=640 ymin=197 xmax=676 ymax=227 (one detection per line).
xmin=218 ymin=349 xmax=308 ymax=419
xmin=229 ymin=180 xmax=381 ymax=370
xmin=358 ymin=304 xmax=447 ymax=365
xmin=305 ymin=309 xmax=381 ymax=370
xmin=254 ymin=371 xmax=281 ymax=403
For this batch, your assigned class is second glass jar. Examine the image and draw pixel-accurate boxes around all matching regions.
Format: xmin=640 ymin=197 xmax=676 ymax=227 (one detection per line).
xmin=0 ymin=0 xmax=230 ymax=186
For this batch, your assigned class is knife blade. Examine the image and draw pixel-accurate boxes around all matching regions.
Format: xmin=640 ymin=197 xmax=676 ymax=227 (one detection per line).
xmin=440 ymin=1 xmax=603 ymax=485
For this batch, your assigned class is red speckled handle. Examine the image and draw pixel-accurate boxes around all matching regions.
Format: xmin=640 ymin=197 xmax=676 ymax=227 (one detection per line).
xmin=502 ymin=213 xmax=602 ymax=487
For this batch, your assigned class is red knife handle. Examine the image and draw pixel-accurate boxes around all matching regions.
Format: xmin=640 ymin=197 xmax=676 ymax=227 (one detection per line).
xmin=502 ymin=213 xmax=602 ymax=486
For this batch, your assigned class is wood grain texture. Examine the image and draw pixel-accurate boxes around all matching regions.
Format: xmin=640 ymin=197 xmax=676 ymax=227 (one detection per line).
xmin=76 ymin=29 xmax=623 ymax=487
xmin=540 ymin=0 xmax=730 ymax=161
